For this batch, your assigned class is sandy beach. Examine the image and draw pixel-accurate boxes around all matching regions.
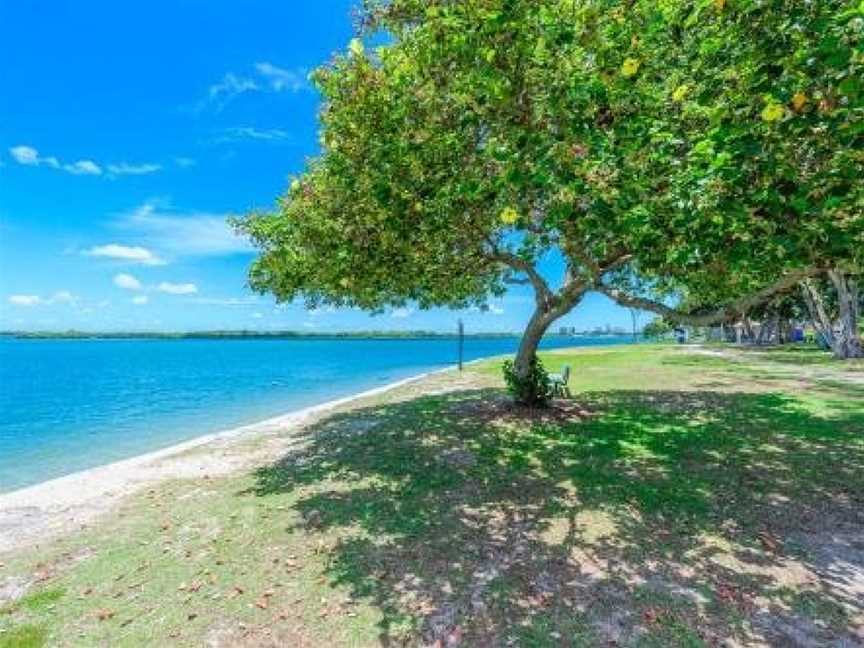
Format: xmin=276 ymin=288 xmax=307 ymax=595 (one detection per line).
xmin=0 ymin=367 xmax=459 ymax=555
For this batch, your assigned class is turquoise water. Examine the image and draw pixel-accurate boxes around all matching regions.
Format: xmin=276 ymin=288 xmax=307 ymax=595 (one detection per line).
xmin=0 ymin=336 xmax=631 ymax=492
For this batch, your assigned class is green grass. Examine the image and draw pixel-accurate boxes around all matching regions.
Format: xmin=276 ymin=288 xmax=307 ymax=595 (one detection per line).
xmin=1 ymin=345 xmax=862 ymax=646
xmin=0 ymin=624 xmax=47 ymax=648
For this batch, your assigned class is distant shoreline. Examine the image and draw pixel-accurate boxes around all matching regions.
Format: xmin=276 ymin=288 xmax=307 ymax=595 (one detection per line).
xmin=1 ymin=330 xmax=635 ymax=341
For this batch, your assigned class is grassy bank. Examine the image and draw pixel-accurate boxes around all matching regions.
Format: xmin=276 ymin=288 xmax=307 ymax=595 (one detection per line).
xmin=1 ymin=345 xmax=862 ymax=647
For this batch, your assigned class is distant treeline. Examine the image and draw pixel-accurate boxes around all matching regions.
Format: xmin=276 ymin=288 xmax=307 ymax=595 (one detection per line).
xmin=0 ymin=329 xmax=628 ymax=341
xmin=1 ymin=330 xmax=522 ymax=340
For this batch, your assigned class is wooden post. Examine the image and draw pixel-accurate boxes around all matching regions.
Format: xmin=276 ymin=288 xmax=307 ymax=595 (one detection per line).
xmin=458 ymin=319 xmax=464 ymax=371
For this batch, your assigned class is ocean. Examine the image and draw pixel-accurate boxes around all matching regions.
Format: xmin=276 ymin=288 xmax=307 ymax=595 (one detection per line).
xmin=0 ymin=336 xmax=632 ymax=492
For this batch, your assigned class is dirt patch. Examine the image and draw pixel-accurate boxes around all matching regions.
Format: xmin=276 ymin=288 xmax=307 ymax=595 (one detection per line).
xmin=450 ymin=397 xmax=595 ymax=425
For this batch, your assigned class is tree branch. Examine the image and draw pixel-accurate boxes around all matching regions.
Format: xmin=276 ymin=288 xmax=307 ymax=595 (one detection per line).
xmin=503 ymin=276 xmax=532 ymax=286
xmin=487 ymin=250 xmax=554 ymax=307
xmin=596 ymin=267 xmax=824 ymax=326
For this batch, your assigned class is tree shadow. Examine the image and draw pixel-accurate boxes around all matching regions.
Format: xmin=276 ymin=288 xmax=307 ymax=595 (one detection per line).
xmin=244 ymin=387 xmax=864 ymax=646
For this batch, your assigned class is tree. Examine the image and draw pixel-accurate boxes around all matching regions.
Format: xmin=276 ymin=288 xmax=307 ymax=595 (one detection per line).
xmin=238 ymin=0 xmax=863 ymax=401
xmin=802 ymin=272 xmax=862 ymax=358
xmin=643 ymin=317 xmax=673 ymax=340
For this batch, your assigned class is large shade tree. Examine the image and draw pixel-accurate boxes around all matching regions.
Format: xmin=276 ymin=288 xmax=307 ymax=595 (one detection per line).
xmin=238 ymin=0 xmax=864 ymax=399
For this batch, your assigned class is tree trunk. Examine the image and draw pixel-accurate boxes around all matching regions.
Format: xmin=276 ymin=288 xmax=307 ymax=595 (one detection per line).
xmin=754 ymin=319 xmax=769 ymax=345
xmin=779 ymin=318 xmax=793 ymax=344
xmin=829 ymin=271 xmax=863 ymax=359
xmin=514 ymin=303 xmax=574 ymax=378
xmin=802 ymin=280 xmax=835 ymax=350
xmin=744 ymin=318 xmax=756 ymax=343
xmin=764 ymin=316 xmax=779 ymax=345
xmin=802 ymin=276 xmax=863 ymax=359
xmin=513 ymin=291 xmax=587 ymax=382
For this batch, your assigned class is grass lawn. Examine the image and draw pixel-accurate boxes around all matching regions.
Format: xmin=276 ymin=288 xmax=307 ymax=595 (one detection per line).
xmin=1 ymin=345 xmax=863 ymax=647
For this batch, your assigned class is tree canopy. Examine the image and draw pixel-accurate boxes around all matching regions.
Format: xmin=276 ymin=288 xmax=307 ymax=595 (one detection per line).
xmin=238 ymin=0 xmax=864 ymax=385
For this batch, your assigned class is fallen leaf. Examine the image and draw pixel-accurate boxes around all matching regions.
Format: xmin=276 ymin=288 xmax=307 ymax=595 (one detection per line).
xmin=95 ymin=608 xmax=115 ymax=621
xmin=758 ymin=532 xmax=780 ymax=552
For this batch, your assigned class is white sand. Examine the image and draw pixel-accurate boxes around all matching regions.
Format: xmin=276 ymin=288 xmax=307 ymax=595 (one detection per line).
xmin=0 ymin=368 xmax=453 ymax=555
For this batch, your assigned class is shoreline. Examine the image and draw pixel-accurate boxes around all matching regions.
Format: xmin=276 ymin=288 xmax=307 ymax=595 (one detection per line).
xmin=0 ymin=365 xmax=458 ymax=554
xmin=0 ymin=344 xmax=597 ymax=554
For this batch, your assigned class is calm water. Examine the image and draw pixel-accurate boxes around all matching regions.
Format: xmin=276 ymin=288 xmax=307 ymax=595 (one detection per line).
xmin=0 ymin=336 xmax=631 ymax=492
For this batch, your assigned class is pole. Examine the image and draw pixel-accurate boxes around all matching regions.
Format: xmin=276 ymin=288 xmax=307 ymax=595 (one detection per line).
xmin=458 ymin=319 xmax=464 ymax=371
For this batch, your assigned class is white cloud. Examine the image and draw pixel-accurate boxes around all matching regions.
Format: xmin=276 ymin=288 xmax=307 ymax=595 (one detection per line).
xmin=221 ymin=126 xmax=291 ymax=142
xmin=193 ymin=296 xmax=259 ymax=306
xmin=391 ymin=307 xmax=414 ymax=319
xmin=7 ymin=291 xmax=78 ymax=307
xmin=113 ymin=273 xmax=142 ymax=290
xmin=251 ymin=312 xmax=264 ymax=319
xmin=49 ymin=290 xmax=76 ymax=305
xmin=174 ymin=157 xmax=196 ymax=168
xmin=254 ymin=62 xmax=307 ymax=92
xmin=107 ymin=162 xmax=161 ymax=176
xmin=85 ymin=243 xmax=166 ymax=266
xmin=132 ymin=295 xmax=149 ymax=305
xmin=205 ymin=73 xmax=259 ymax=111
xmin=9 ymin=146 xmax=40 ymax=165
xmin=9 ymin=145 xmax=100 ymax=175
xmin=157 ymin=282 xmax=198 ymax=295
xmin=8 ymin=294 xmax=42 ymax=306
xmin=9 ymin=145 xmax=159 ymax=179
xmin=9 ymin=145 xmax=60 ymax=169
xmin=117 ymin=202 xmax=253 ymax=257
xmin=489 ymin=304 xmax=505 ymax=315
xmin=63 ymin=160 xmax=102 ymax=175
xmin=200 ymin=63 xmax=307 ymax=112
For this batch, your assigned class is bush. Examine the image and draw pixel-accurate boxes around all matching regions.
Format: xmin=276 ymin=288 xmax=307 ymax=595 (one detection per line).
xmin=503 ymin=356 xmax=551 ymax=407
xmin=643 ymin=317 xmax=673 ymax=339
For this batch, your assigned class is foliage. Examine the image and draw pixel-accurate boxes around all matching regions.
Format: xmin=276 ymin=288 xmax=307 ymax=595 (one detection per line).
xmin=502 ymin=355 xmax=551 ymax=405
xmin=236 ymin=0 xmax=864 ymax=375
xmin=643 ymin=317 xmax=673 ymax=339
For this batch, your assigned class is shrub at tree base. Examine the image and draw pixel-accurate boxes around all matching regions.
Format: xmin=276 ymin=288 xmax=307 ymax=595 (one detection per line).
xmin=503 ymin=357 xmax=551 ymax=407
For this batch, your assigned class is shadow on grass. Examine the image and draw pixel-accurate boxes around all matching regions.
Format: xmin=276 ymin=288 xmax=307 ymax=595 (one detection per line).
xmin=246 ymin=388 xmax=864 ymax=646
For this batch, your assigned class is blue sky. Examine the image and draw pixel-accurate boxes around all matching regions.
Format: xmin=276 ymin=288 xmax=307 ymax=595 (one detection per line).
xmin=0 ymin=0 xmax=644 ymax=334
